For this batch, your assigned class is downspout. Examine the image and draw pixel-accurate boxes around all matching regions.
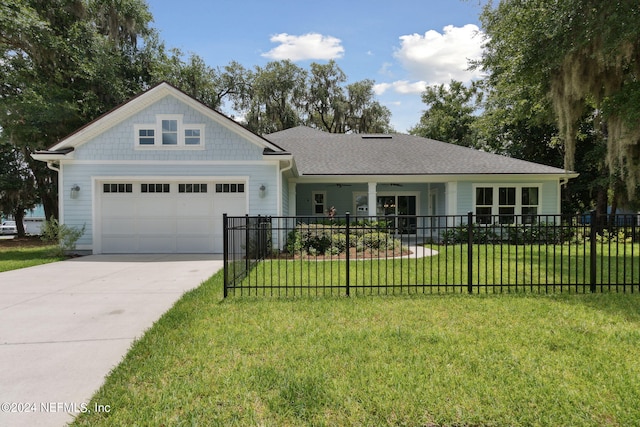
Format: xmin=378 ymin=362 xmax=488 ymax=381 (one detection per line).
xmin=277 ymin=159 xmax=294 ymax=251
xmin=278 ymin=159 xmax=294 ymax=216
xmin=47 ymin=161 xmax=61 ymax=222
xmin=46 ymin=161 xmax=60 ymax=172
xmin=559 ymin=177 xmax=569 ymax=216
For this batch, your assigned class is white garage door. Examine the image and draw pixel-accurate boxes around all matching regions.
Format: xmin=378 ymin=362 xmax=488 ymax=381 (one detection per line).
xmin=99 ymin=181 xmax=246 ymax=253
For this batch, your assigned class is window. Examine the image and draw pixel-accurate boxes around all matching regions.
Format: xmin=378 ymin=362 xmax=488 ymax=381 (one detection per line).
xmin=161 ymin=120 xmax=178 ymax=145
xmin=103 ymin=183 xmax=132 ymax=193
xmin=138 ymin=129 xmax=155 ymax=145
xmin=179 ymin=183 xmax=208 ymax=193
xmin=141 ymin=183 xmax=170 ymax=193
xmin=135 ymin=115 xmax=204 ymax=148
xmin=312 ymin=192 xmax=325 ymax=215
xmin=475 ymin=187 xmax=493 ymax=224
xmin=521 ymin=187 xmax=539 ymax=224
xmin=474 ymin=185 xmax=541 ymax=224
xmin=184 ymin=129 xmax=201 ymax=145
xmin=215 ymin=183 xmax=245 ymax=193
xmin=498 ymin=187 xmax=516 ymax=224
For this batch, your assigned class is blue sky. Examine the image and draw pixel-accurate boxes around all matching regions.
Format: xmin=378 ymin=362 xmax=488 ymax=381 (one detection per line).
xmin=148 ymin=0 xmax=486 ymax=132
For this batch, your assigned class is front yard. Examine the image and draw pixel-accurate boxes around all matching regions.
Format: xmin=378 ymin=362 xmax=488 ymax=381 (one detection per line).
xmin=0 ymin=237 xmax=66 ymax=272
xmin=72 ymin=270 xmax=640 ymax=426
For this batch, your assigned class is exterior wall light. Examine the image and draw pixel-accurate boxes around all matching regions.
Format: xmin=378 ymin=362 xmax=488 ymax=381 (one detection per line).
xmin=70 ymin=184 xmax=80 ymax=199
xmin=259 ymin=184 xmax=266 ymax=198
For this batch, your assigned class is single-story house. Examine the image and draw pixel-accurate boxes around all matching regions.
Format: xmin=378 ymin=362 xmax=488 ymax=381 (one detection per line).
xmin=33 ymin=82 xmax=577 ymax=254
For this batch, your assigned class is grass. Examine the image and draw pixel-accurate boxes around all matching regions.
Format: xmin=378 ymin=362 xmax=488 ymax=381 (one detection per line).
xmin=0 ymin=237 xmax=66 ymax=272
xmin=72 ymin=270 xmax=640 ymax=426
xmin=234 ymin=243 xmax=640 ymax=296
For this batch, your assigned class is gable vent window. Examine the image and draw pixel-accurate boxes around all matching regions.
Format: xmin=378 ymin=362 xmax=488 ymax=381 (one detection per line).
xmin=103 ymin=183 xmax=132 ymax=193
xmin=141 ymin=183 xmax=170 ymax=193
xmin=215 ymin=183 xmax=245 ymax=193
xmin=135 ymin=115 xmax=204 ymax=149
xmin=179 ymin=183 xmax=208 ymax=193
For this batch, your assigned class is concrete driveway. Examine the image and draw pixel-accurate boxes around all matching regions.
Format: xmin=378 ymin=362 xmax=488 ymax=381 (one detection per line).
xmin=0 ymin=254 xmax=223 ymax=427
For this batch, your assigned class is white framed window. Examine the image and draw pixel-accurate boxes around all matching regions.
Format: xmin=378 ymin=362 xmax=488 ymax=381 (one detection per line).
xmin=473 ymin=185 xmax=541 ymax=224
xmin=135 ymin=115 xmax=204 ymax=149
xmin=312 ymin=191 xmax=326 ymax=215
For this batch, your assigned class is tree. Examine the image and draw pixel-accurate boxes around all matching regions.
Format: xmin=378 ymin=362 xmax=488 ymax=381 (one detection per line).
xmin=238 ymin=60 xmax=307 ymax=134
xmin=343 ymin=79 xmax=392 ymax=134
xmin=479 ymin=0 xmax=640 ymax=201
xmin=409 ymin=80 xmax=482 ymax=147
xmin=0 ymin=0 xmax=156 ymax=219
xmin=0 ymin=140 xmax=38 ymax=236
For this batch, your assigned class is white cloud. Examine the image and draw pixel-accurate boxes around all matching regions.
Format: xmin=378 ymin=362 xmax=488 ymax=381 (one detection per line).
xmin=374 ymin=80 xmax=426 ymax=96
xmin=393 ymin=24 xmax=485 ymax=86
xmin=262 ymin=33 xmax=345 ymax=61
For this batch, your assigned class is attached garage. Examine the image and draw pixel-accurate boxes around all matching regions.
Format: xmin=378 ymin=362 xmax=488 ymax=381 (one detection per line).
xmin=98 ymin=180 xmax=246 ymax=254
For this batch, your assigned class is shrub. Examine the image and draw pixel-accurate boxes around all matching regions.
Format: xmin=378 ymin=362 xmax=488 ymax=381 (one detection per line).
xmin=41 ymin=216 xmax=86 ymax=256
xmin=441 ymin=224 xmax=498 ymax=244
xmin=285 ymin=222 xmax=399 ymax=255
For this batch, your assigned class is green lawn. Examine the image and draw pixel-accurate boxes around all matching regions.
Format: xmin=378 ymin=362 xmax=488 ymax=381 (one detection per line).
xmin=0 ymin=244 xmax=66 ymax=272
xmin=233 ymin=243 xmax=640 ymax=296
xmin=72 ymin=270 xmax=640 ymax=426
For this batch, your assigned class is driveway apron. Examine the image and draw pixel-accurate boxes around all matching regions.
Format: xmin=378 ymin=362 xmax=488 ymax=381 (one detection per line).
xmin=0 ymin=254 xmax=223 ymax=427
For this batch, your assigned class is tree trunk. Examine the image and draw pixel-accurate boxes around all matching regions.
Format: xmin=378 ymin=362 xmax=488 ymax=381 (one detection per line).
xmin=13 ymin=209 xmax=26 ymax=237
xmin=595 ymin=186 xmax=607 ymax=234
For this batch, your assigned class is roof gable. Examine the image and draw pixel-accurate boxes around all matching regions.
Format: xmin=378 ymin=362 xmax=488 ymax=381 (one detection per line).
xmin=46 ymin=82 xmax=286 ymax=154
xmin=266 ymin=126 xmax=573 ymax=176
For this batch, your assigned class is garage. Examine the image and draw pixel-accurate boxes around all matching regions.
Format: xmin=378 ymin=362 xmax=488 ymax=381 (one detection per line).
xmin=99 ymin=181 xmax=246 ymax=253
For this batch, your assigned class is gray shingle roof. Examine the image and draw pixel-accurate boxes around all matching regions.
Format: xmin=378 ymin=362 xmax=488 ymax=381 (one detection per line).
xmin=265 ymin=126 xmax=569 ymax=176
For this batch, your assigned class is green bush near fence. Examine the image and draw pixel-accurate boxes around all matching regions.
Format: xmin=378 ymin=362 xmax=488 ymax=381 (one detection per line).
xmin=442 ymin=222 xmax=578 ymax=245
xmin=285 ymin=222 xmax=403 ymax=256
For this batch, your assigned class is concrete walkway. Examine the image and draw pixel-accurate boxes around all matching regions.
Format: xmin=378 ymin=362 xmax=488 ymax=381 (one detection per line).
xmin=0 ymin=254 xmax=223 ymax=427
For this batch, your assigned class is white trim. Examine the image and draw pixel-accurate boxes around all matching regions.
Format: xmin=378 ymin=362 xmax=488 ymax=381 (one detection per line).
xmin=59 ymin=164 xmax=65 ymax=225
xmin=288 ymin=182 xmax=297 ymax=216
xmin=290 ymin=173 xmax=577 ymax=184
xmin=61 ymin=159 xmax=280 ymax=166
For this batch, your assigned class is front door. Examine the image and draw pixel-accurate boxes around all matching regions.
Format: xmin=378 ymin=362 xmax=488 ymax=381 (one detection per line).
xmin=376 ymin=195 xmax=417 ymax=234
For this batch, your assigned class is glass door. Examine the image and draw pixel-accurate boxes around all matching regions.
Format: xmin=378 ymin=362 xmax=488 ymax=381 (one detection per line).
xmin=376 ymin=195 xmax=417 ymax=234
xmin=397 ymin=195 xmax=417 ymax=234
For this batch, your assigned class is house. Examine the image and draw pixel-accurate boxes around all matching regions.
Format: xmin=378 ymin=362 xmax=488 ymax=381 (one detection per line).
xmin=32 ymin=82 xmax=577 ymax=254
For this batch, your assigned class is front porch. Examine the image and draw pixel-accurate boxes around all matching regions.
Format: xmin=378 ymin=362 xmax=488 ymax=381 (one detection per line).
xmin=287 ymin=180 xmax=448 ymax=237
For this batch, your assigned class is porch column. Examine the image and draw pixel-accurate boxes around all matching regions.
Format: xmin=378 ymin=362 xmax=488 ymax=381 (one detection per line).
xmin=446 ymin=181 xmax=458 ymax=226
xmin=288 ymin=182 xmax=297 ymax=216
xmin=368 ymin=182 xmax=377 ymax=218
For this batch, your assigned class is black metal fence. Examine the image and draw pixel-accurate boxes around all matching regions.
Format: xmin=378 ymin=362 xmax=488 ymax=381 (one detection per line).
xmin=223 ymin=212 xmax=640 ymax=297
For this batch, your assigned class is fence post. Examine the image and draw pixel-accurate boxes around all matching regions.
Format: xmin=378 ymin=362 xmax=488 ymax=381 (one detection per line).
xmin=467 ymin=211 xmax=473 ymax=294
xmin=245 ymin=214 xmax=250 ymax=275
xmin=345 ymin=212 xmax=350 ymax=297
xmin=589 ymin=210 xmax=597 ymax=292
xmin=223 ymin=213 xmax=228 ymax=299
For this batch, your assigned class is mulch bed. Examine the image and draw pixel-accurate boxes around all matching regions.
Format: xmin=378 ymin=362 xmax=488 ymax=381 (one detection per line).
xmin=0 ymin=235 xmax=50 ymax=249
xmin=267 ymin=246 xmax=412 ymax=260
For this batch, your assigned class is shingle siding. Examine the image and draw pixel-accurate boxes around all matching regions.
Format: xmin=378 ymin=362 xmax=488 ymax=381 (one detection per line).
xmin=74 ymin=96 xmax=264 ymax=162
